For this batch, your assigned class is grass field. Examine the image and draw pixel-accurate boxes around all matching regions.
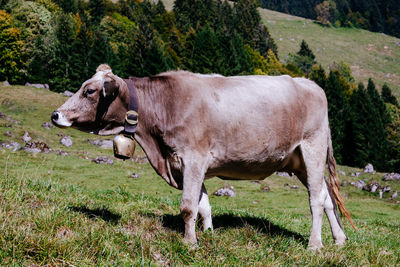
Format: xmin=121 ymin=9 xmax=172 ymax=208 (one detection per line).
xmin=1 ymin=83 xmax=400 ymax=265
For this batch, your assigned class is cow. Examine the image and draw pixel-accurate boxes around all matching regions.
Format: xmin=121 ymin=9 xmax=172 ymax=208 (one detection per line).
xmin=51 ymin=64 xmax=356 ymax=250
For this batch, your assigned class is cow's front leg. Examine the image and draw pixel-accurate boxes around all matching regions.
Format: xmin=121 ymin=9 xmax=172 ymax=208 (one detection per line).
xmin=198 ymin=183 xmax=213 ymax=231
xmin=180 ymin=156 xmax=207 ymax=245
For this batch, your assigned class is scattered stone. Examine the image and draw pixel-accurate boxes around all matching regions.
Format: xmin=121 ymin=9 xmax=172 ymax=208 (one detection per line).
xmin=42 ymin=121 xmax=54 ymax=129
xmin=4 ymin=131 xmax=13 ymax=138
xmin=1 ymin=141 xmax=22 ymax=152
xmin=92 ymin=156 xmax=114 ymax=165
xmin=284 ymin=183 xmax=298 ymax=189
xmin=338 ymin=169 xmax=346 ymax=176
xmin=364 ymin=163 xmax=374 ymax=174
xmin=340 ymin=180 xmax=348 ymax=187
xmin=62 ymin=90 xmax=74 ymax=97
xmin=0 ymin=112 xmax=5 ymax=118
xmin=21 ymin=131 xmax=32 ymax=143
xmin=261 ymin=185 xmax=271 ymax=192
xmin=6 ymin=116 xmax=21 ymax=125
xmin=251 ymin=180 xmax=261 ymax=184
xmin=88 ymin=139 xmax=113 ymax=149
xmin=132 ymin=156 xmax=149 ymax=164
xmin=276 ymin=172 xmax=290 ymax=177
xmin=363 ymin=182 xmax=380 ymax=193
xmin=60 ymin=135 xmax=72 ymax=147
xmin=24 ymin=141 xmax=51 ymax=153
xmin=381 ymin=185 xmax=391 ymax=193
xmin=56 ymin=150 xmax=68 ymax=156
xmin=351 ymin=180 xmax=366 ymax=189
xmin=3 ymin=81 xmax=10 ymax=86
xmin=25 ymin=82 xmax=49 ymax=90
xmin=214 ymin=185 xmax=235 ymax=197
xmin=390 ymin=191 xmax=398 ymax=200
xmin=130 ymin=173 xmax=140 ymax=179
xmin=57 ymin=133 xmax=64 ymax=137
xmin=350 ymin=172 xmax=362 ymax=177
xmin=395 ymin=40 xmax=400 ymax=47
xmin=382 ymin=173 xmax=400 ymax=181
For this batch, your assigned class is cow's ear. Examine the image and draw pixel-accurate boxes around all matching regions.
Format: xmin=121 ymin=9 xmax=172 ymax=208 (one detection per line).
xmin=103 ymin=74 xmax=119 ymax=97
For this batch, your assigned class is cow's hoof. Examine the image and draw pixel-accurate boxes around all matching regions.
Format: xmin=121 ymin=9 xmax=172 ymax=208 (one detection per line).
xmin=308 ymin=240 xmax=323 ymax=251
xmin=334 ymin=238 xmax=347 ymax=246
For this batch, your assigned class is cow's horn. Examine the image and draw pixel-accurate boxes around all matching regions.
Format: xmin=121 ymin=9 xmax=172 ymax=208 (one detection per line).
xmin=103 ymin=74 xmax=119 ymax=97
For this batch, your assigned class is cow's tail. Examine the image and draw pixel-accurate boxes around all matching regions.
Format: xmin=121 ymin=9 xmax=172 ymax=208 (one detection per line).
xmin=327 ymin=128 xmax=357 ymax=230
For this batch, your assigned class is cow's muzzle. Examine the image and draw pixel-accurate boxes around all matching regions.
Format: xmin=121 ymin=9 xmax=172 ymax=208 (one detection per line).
xmin=51 ymin=111 xmax=72 ymax=128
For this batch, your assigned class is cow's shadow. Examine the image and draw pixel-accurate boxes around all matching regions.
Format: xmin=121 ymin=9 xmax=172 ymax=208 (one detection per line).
xmin=147 ymin=212 xmax=307 ymax=245
xmin=69 ymin=206 xmax=121 ymax=224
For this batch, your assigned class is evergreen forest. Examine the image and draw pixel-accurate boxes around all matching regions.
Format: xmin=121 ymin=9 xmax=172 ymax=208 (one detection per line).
xmin=258 ymin=0 xmax=400 ymax=38
xmin=1 ymin=0 xmax=399 ymax=172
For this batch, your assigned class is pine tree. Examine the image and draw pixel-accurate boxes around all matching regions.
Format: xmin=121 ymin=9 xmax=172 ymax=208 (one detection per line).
xmin=88 ymin=30 xmax=114 ymax=75
xmin=191 ymin=26 xmax=219 ymax=74
xmin=381 ymin=83 xmax=399 ymax=108
xmin=324 ymin=71 xmax=349 ymax=163
xmin=89 ymin=0 xmax=106 ymax=25
xmin=298 ymin=40 xmax=315 ymax=60
xmin=309 ymin=64 xmax=327 ymax=89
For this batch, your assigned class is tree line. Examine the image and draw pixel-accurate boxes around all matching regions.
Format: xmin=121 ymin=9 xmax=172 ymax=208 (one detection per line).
xmin=0 ymin=0 xmax=399 ymax=172
xmin=258 ymin=0 xmax=400 ymax=38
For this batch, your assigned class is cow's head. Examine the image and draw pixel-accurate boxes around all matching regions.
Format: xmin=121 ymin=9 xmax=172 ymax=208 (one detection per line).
xmin=51 ymin=64 xmax=129 ymax=135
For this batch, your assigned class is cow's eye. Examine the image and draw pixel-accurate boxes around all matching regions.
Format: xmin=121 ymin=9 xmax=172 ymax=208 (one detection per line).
xmin=86 ymin=89 xmax=96 ymax=95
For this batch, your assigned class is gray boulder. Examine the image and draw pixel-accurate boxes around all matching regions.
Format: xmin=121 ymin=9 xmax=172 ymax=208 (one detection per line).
xmin=1 ymin=141 xmax=22 ymax=152
xmin=3 ymin=81 xmax=10 ymax=86
xmin=25 ymin=82 xmax=49 ymax=89
xmin=338 ymin=169 xmax=346 ymax=176
xmin=364 ymin=163 xmax=374 ymax=173
xmin=382 ymin=173 xmax=400 ymax=181
xmin=214 ymin=185 xmax=235 ymax=197
xmin=276 ymin=172 xmax=290 ymax=177
xmin=88 ymin=139 xmax=113 ymax=149
xmin=4 ymin=131 xmax=13 ymax=138
xmin=351 ymin=180 xmax=366 ymax=189
xmin=24 ymin=141 xmax=51 ymax=153
xmin=62 ymin=90 xmax=74 ymax=97
xmin=92 ymin=156 xmax=113 ymax=165
xmin=42 ymin=122 xmax=54 ymax=129
xmin=21 ymin=131 xmax=32 ymax=143
xmin=60 ymin=135 xmax=72 ymax=147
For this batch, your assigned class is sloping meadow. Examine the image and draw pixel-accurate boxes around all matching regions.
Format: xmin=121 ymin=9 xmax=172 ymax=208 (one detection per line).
xmin=1 ymin=84 xmax=399 ymax=265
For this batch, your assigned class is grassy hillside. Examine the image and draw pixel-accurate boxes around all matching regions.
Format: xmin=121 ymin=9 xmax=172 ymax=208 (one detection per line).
xmin=161 ymin=1 xmax=400 ymax=97
xmin=260 ymin=9 xmax=400 ymax=96
xmin=1 ymin=84 xmax=400 ymax=265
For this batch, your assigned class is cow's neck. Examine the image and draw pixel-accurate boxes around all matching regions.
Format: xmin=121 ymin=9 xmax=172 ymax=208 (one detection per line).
xmin=122 ymin=78 xmax=139 ymax=135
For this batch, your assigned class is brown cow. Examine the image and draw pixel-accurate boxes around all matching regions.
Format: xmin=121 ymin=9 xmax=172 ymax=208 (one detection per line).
xmin=52 ymin=64 xmax=355 ymax=250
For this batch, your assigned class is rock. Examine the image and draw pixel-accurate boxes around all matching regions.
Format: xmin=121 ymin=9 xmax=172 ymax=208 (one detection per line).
xmin=62 ymin=90 xmax=74 ymax=97
xmin=0 ymin=112 xmax=5 ymax=118
xmin=338 ymin=169 xmax=346 ymax=176
xmin=42 ymin=122 xmax=54 ymax=129
xmin=382 ymin=173 xmax=400 ymax=181
xmin=1 ymin=141 xmax=22 ymax=152
xmin=25 ymin=82 xmax=49 ymax=89
xmin=88 ymin=139 xmax=113 ymax=149
xmin=4 ymin=131 xmax=13 ymax=138
xmin=130 ymin=173 xmax=140 ymax=179
xmin=261 ymin=185 xmax=270 ymax=192
xmin=284 ymin=183 xmax=298 ymax=189
xmin=351 ymin=180 xmax=366 ymax=189
xmin=92 ymin=156 xmax=113 ymax=165
xmin=276 ymin=172 xmax=290 ymax=177
xmin=390 ymin=191 xmax=398 ymax=199
xmin=6 ymin=116 xmax=21 ymax=125
xmin=21 ymin=131 xmax=32 ymax=143
xmin=24 ymin=141 xmax=51 ymax=153
xmin=362 ymin=181 xmax=380 ymax=192
xmin=350 ymin=172 xmax=362 ymax=177
xmin=340 ymin=181 xmax=348 ymax=187
xmin=56 ymin=150 xmax=68 ymax=156
xmin=364 ymin=163 xmax=374 ymax=173
xmin=251 ymin=180 xmax=260 ymax=184
xmin=132 ymin=156 xmax=149 ymax=164
xmin=381 ymin=185 xmax=391 ymax=193
xmin=214 ymin=185 xmax=235 ymax=197
xmin=3 ymin=81 xmax=10 ymax=86
xmin=60 ymin=135 xmax=72 ymax=147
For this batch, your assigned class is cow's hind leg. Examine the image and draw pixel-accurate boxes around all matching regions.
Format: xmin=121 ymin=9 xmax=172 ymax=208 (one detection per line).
xmin=180 ymin=154 xmax=209 ymax=245
xmin=294 ymin=139 xmax=346 ymax=249
xmin=198 ymin=183 xmax=213 ymax=231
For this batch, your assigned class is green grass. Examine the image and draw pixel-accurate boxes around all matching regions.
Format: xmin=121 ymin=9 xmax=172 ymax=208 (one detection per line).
xmin=1 ymin=84 xmax=400 ymax=265
xmin=260 ymin=9 xmax=400 ymax=96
